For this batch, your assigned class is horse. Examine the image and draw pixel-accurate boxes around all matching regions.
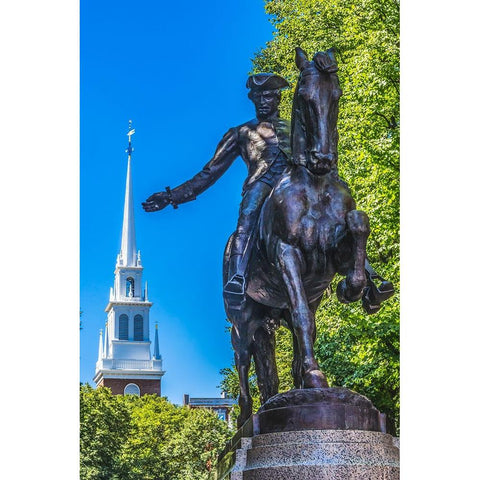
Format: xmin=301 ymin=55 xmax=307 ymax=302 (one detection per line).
xmin=223 ymin=47 xmax=373 ymax=428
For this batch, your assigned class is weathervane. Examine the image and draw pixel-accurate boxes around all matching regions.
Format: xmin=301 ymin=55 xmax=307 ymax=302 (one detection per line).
xmin=126 ymin=120 xmax=135 ymax=157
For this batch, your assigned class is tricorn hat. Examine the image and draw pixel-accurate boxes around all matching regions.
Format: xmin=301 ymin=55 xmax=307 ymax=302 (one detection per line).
xmin=246 ymin=73 xmax=289 ymax=91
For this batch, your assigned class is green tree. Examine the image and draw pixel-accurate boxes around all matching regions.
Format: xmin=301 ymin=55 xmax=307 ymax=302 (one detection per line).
xmin=222 ymin=0 xmax=400 ymax=430
xmin=119 ymin=395 xmax=188 ymax=480
xmin=80 ymin=385 xmax=232 ymax=480
xmin=168 ymin=408 xmax=231 ymax=480
xmin=80 ymin=384 xmax=132 ymax=480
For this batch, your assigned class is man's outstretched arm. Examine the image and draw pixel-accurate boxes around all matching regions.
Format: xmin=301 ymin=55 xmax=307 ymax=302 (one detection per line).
xmin=142 ymin=127 xmax=240 ymax=212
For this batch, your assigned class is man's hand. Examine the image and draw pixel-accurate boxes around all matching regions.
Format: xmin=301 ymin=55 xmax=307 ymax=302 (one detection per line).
xmin=142 ymin=191 xmax=171 ymax=212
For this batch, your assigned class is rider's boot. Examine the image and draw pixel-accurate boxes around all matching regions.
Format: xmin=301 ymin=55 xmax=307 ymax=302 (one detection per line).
xmin=224 ymin=254 xmax=245 ymax=295
xmin=362 ymin=259 xmax=395 ymax=314
xmin=225 ymin=232 xmax=250 ymax=296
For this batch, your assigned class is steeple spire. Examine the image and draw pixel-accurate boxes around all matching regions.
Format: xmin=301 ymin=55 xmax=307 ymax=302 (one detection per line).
xmin=119 ymin=121 xmax=137 ymax=267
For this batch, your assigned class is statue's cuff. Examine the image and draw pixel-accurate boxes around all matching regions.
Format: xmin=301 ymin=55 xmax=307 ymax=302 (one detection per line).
xmin=170 ymin=183 xmax=197 ymax=206
xmin=165 ymin=186 xmax=178 ymax=209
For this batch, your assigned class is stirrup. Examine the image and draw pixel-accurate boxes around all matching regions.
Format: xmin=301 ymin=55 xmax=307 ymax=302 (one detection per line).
xmin=368 ymin=279 xmax=394 ymax=304
xmin=362 ymin=286 xmax=382 ymax=315
xmin=224 ymin=274 xmax=245 ymax=295
xmin=362 ymin=278 xmax=394 ymax=315
xmin=365 ymin=268 xmax=394 ymax=305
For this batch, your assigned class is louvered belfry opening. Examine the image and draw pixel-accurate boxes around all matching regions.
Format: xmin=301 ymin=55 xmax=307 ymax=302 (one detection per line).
xmin=134 ymin=315 xmax=143 ymax=341
xmin=119 ymin=314 xmax=129 ymax=340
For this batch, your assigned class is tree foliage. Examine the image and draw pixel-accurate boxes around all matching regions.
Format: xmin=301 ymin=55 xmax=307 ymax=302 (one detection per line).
xmin=80 ymin=384 xmax=132 ymax=480
xmin=167 ymin=408 xmax=233 ymax=479
xmin=221 ymin=0 xmax=400 ymax=430
xmin=80 ymin=385 xmax=231 ymax=480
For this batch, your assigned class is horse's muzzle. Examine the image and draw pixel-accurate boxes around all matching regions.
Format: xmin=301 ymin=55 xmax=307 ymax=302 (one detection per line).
xmin=308 ymin=151 xmax=334 ymax=174
xmin=311 ymin=151 xmax=335 ymax=162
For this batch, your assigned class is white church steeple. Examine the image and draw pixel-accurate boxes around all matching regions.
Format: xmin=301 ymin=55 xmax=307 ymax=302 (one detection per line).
xmin=118 ymin=123 xmax=138 ymax=268
xmin=94 ymin=122 xmax=165 ymax=396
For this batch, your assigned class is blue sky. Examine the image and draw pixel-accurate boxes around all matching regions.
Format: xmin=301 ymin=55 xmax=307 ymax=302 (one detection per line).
xmin=80 ymin=1 xmax=276 ymax=404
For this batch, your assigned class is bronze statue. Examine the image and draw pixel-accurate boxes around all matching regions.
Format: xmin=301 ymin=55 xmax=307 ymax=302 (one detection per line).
xmin=143 ymin=48 xmax=394 ymax=428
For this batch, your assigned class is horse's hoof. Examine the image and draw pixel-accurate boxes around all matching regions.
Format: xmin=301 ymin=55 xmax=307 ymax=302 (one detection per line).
xmin=237 ymin=412 xmax=251 ymax=429
xmin=304 ymin=369 xmax=329 ymax=388
xmin=237 ymin=396 xmax=252 ymax=429
xmin=336 ymin=278 xmax=364 ymax=303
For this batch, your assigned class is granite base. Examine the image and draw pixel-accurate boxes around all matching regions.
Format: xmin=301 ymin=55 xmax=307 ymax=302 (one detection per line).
xmin=211 ymin=388 xmax=399 ymax=479
xmin=214 ymin=429 xmax=399 ymax=480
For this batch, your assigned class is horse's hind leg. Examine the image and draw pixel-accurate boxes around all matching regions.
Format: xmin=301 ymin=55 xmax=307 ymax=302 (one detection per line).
xmin=337 ymin=210 xmax=370 ymax=302
xmin=277 ymin=241 xmax=328 ymax=388
xmin=231 ymin=320 xmax=253 ymax=428
xmin=252 ymin=321 xmax=279 ymax=405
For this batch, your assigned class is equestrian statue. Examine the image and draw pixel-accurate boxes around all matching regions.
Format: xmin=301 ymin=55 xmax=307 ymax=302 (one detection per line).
xmin=143 ymin=47 xmax=394 ymax=428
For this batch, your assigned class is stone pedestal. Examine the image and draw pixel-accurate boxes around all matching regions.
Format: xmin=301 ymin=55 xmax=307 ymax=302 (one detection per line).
xmin=242 ymin=429 xmax=399 ymax=479
xmin=213 ymin=429 xmax=399 ymax=480
xmin=211 ymin=388 xmax=399 ymax=479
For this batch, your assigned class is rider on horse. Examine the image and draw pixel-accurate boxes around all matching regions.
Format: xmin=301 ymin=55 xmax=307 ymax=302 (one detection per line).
xmin=142 ymin=73 xmax=392 ymax=310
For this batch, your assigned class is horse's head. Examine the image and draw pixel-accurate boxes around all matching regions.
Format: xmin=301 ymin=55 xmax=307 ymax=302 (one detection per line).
xmin=291 ymin=47 xmax=342 ymax=175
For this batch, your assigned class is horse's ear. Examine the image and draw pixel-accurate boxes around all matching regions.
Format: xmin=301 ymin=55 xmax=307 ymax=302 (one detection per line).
xmin=313 ymin=49 xmax=339 ymax=73
xmin=295 ymin=47 xmax=309 ymax=71
xmin=326 ymin=48 xmax=337 ymax=64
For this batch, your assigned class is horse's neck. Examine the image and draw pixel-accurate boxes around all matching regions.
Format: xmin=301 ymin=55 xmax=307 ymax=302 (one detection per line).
xmin=290 ymin=113 xmax=307 ymax=166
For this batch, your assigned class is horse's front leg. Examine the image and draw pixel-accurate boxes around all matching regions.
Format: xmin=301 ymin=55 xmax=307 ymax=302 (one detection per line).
xmin=283 ymin=310 xmax=302 ymax=389
xmin=277 ymin=241 xmax=328 ymax=388
xmin=337 ymin=210 xmax=370 ymax=302
xmin=231 ymin=322 xmax=253 ymax=428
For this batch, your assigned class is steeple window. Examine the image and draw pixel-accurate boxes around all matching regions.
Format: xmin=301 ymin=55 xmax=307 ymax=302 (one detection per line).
xmin=119 ymin=314 xmax=129 ymax=340
xmin=126 ymin=277 xmax=135 ymax=297
xmin=134 ymin=315 xmax=144 ymax=341
xmin=124 ymin=383 xmax=140 ymax=396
